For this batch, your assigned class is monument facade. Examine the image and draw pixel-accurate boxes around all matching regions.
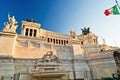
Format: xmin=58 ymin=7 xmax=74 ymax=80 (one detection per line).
xmin=0 ymin=15 xmax=119 ymax=80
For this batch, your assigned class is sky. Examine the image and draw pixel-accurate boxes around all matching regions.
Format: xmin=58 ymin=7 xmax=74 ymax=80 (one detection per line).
xmin=0 ymin=0 xmax=120 ymax=47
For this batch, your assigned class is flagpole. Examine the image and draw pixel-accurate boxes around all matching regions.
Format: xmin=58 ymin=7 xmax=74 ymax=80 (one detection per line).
xmin=115 ymin=0 xmax=120 ymax=10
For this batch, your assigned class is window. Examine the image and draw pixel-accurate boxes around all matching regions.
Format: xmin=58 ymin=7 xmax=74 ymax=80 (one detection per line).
xmin=59 ymin=40 xmax=60 ymax=44
xmin=30 ymin=29 xmax=33 ymax=36
xmin=51 ymin=38 xmax=52 ymax=42
xmin=34 ymin=30 xmax=37 ymax=37
xmin=93 ymin=39 xmax=97 ymax=43
xmin=48 ymin=38 xmax=50 ymax=42
xmin=42 ymin=36 xmax=44 ymax=38
xmin=61 ymin=40 xmax=63 ymax=45
xmin=25 ymin=28 xmax=29 ymax=36
xmin=53 ymin=39 xmax=55 ymax=44
xmin=56 ymin=39 xmax=58 ymax=44
xmin=81 ymin=41 xmax=83 ymax=45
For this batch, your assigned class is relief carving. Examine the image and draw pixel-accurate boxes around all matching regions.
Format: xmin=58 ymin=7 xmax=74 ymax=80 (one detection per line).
xmin=41 ymin=51 xmax=60 ymax=63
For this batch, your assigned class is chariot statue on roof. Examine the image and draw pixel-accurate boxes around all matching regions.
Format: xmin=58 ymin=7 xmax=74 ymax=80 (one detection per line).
xmin=81 ymin=27 xmax=90 ymax=35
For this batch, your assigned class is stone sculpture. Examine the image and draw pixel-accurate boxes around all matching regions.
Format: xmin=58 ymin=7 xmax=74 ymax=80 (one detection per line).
xmin=3 ymin=13 xmax=18 ymax=33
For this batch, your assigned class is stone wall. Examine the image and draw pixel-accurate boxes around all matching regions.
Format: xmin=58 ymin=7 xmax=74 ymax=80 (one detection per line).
xmin=88 ymin=51 xmax=117 ymax=79
xmin=0 ymin=57 xmax=14 ymax=80
xmin=0 ymin=32 xmax=17 ymax=56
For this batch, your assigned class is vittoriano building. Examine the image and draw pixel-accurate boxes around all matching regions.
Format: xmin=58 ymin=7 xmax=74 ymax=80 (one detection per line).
xmin=0 ymin=14 xmax=119 ymax=80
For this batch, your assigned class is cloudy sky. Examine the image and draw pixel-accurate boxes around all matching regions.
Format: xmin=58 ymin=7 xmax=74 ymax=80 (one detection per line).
xmin=0 ymin=0 xmax=120 ymax=47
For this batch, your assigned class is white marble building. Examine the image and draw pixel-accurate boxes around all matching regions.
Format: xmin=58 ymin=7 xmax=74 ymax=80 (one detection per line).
xmin=0 ymin=15 xmax=119 ymax=80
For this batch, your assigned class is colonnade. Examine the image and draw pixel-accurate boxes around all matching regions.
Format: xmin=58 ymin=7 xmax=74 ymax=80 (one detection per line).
xmin=25 ymin=28 xmax=37 ymax=37
xmin=47 ymin=38 xmax=69 ymax=45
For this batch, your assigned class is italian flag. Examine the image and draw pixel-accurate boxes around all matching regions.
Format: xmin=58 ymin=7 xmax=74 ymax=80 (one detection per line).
xmin=104 ymin=5 xmax=120 ymax=16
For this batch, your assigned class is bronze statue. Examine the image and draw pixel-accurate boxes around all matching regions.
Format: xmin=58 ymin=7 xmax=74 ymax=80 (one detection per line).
xmin=81 ymin=27 xmax=90 ymax=35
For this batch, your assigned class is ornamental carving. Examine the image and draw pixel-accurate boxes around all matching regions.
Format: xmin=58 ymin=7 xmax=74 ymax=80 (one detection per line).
xmin=41 ymin=51 xmax=60 ymax=63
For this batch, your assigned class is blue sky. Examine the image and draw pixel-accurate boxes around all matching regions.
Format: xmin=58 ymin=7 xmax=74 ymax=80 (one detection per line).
xmin=0 ymin=0 xmax=120 ymax=47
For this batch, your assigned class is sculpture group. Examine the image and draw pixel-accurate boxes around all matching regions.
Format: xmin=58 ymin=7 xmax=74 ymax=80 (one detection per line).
xmin=41 ymin=51 xmax=60 ymax=62
xmin=3 ymin=13 xmax=18 ymax=33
